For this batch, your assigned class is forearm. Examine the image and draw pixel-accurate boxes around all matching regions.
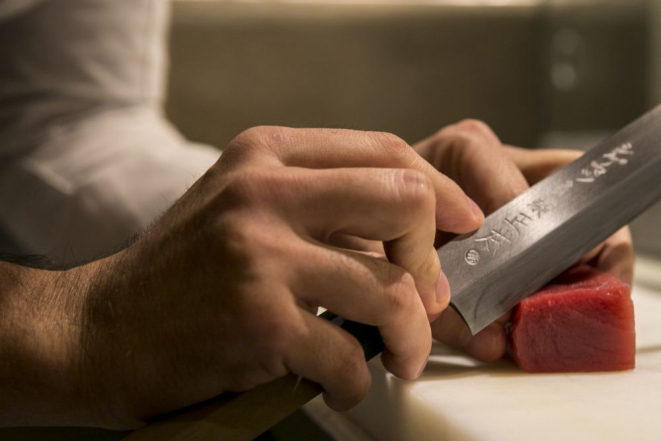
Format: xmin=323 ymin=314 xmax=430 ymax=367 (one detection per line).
xmin=0 ymin=260 xmax=94 ymax=427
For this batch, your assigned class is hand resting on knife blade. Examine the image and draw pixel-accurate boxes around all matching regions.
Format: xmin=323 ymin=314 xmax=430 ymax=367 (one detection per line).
xmin=414 ymin=120 xmax=634 ymax=362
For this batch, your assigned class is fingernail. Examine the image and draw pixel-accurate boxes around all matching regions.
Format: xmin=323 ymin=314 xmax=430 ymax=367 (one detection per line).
xmin=436 ymin=271 xmax=450 ymax=306
xmin=467 ymin=196 xmax=484 ymax=223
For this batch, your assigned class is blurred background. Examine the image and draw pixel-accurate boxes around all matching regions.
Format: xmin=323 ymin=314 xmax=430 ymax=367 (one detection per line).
xmin=168 ymin=0 xmax=654 ymax=151
xmin=166 ymin=0 xmax=661 ymax=258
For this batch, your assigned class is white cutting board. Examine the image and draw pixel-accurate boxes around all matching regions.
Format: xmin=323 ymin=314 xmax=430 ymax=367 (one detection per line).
xmin=339 ymin=260 xmax=661 ymax=441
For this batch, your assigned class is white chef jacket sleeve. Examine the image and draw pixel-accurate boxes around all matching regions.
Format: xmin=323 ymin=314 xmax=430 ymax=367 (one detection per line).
xmin=0 ymin=108 xmax=220 ymax=265
xmin=0 ymin=0 xmax=221 ymax=265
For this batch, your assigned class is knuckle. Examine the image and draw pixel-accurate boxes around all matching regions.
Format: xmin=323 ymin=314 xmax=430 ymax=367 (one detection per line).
xmin=392 ymin=169 xmax=435 ymax=210
xmin=228 ymin=126 xmax=292 ymax=156
xmin=454 ymin=119 xmax=497 ymax=139
xmin=226 ymin=127 xmax=265 ymax=156
xmin=192 ymin=166 xmax=223 ymax=199
xmin=437 ymin=119 xmax=500 ymax=153
xmin=230 ymin=126 xmax=271 ymax=148
xmin=221 ymin=168 xmax=277 ymax=206
xmin=433 ymin=120 xmax=504 ymax=168
xmin=212 ymin=191 xmax=303 ymax=269
xmin=251 ymin=125 xmax=292 ymax=145
xmin=214 ymin=213 xmax=259 ymax=254
xmin=419 ymin=250 xmax=441 ymax=281
xmin=249 ymin=304 xmax=298 ymax=360
xmin=214 ymin=216 xmax=298 ymax=279
xmin=334 ymin=338 xmax=367 ymax=388
xmin=383 ymin=268 xmax=416 ymax=313
xmin=217 ymin=172 xmax=258 ymax=213
xmin=372 ymin=131 xmax=411 ymax=157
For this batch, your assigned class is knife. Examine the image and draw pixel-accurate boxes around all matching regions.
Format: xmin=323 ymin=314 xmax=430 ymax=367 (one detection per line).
xmin=124 ymin=105 xmax=661 ymax=441
xmin=446 ymin=103 xmax=661 ymax=334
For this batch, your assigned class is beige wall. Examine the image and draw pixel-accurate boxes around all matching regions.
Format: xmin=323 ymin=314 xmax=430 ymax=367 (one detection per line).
xmin=166 ymin=1 xmax=540 ymax=150
xmin=166 ymin=0 xmax=649 ymax=152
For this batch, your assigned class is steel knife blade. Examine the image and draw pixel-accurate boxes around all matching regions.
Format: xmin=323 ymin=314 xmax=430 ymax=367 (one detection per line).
xmin=443 ymin=104 xmax=661 ymax=335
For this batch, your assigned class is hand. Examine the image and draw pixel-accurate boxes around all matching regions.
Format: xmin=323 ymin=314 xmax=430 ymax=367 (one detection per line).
xmin=58 ymin=127 xmax=485 ymax=428
xmin=414 ymin=121 xmax=634 ymax=362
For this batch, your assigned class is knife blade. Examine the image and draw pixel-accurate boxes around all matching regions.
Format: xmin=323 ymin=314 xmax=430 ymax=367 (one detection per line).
xmin=125 ymin=105 xmax=661 ymax=441
xmin=444 ymin=103 xmax=661 ymax=334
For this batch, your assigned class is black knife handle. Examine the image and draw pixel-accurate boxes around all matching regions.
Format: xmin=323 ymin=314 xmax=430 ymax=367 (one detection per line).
xmin=319 ymin=310 xmax=385 ymax=361
xmin=124 ymin=312 xmax=386 ymax=441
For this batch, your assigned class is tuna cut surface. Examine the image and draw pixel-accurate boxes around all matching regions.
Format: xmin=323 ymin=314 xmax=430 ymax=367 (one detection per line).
xmin=509 ymin=266 xmax=635 ymax=373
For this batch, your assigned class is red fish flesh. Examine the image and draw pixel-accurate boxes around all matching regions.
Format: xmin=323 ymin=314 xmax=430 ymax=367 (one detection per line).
xmin=509 ymin=266 xmax=635 ymax=373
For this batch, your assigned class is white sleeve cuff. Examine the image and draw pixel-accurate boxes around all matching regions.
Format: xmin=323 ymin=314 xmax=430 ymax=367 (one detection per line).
xmin=0 ymin=107 xmax=220 ymax=265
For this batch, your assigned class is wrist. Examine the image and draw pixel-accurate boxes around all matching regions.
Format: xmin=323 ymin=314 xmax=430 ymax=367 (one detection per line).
xmin=72 ymin=251 xmax=151 ymax=430
xmin=0 ymin=261 xmax=88 ymax=426
xmin=0 ymin=256 xmax=138 ymax=428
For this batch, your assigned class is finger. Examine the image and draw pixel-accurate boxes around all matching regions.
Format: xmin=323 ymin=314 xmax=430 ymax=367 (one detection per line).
xmin=578 ymin=242 xmax=604 ymax=266
xmin=235 ymin=127 xmax=484 ymax=233
xmin=504 ymin=146 xmax=582 ymax=185
xmin=291 ymin=244 xmax=433 ymax=378
xmin=325 ymin=233 xmax=385 ymax=255
xmin=415 ymin=120 xmax=529 ymax=215
xmin=585 ymin=227 xmax=635 ymax=285
xmin=276 ymin=167 xmax=447 ymax=315
xmin=285 ymin=312 xmax=371 ymax=411
xmin=430 ymin=308 xmax=507 ymax=362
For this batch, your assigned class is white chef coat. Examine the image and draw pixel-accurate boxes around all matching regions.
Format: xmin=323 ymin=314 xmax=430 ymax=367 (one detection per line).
xmin=0 ymin=0 xmax=220 ymax=265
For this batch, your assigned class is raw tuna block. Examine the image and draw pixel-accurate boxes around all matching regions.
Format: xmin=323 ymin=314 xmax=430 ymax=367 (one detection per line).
xmin=510 ymin=266 xmax=635 ymax=373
